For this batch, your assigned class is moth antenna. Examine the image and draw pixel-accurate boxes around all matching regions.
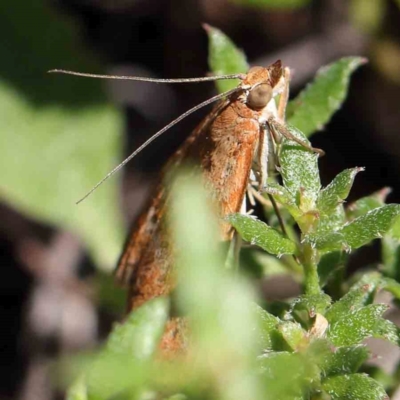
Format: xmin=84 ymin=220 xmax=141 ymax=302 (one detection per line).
xmin=76 ymin=86 xmax=241 ymax=204
xmin=48 ymin=69 xmax=246 ymax=83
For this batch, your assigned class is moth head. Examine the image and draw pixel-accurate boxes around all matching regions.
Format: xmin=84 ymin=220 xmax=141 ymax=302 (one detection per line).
xmin=246 ymin=83 xmax=273 ymax=110
xmin=242 ymin=61 xmax=284 ymax=110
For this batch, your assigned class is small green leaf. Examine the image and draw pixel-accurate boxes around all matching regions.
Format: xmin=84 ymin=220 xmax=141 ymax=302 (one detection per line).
xmin=287 ymin=57 xmax=366 ymax=137
xmin=346 ymin=188 xmax=389 ymax=220
xmin=227 ymin=214 xmax=297 ymax=256
xmin=279 ymin=125 xmax=321 ymax=208
xmin=264 ymin=183 xmax=301 ymax=219
xmin=321 ymin=345 xmax=369 ymax=377
xmin=340 ymin=204 xmax=400 ymax=248
xmin=290 ymin=294 xmax=332 ymax=317
xmin=106 ymin=297 xmax=169 ymax=359
xmin=322 ymin=374 xmax=387 ymax=400
xmin=309 ymin=204 xmax=400 ymax=252
xmin=317 ymin=168 xmax=364 ymax=214
xmin=325 ymin=274 xmax=380 ymax=324
xmin=230 ymin=0 xmax=311 ymax=9
xmin=205 ymin=24 xmax=248 ymax=93
xmin=327 ymin=304 xmax=400 ymax=346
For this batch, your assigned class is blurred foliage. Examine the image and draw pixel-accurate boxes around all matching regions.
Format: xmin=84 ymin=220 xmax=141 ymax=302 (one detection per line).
xmin=230 ymin=0 xmax=312 ymax=9
xmin=0 ymin=2 xmax=124 ymax=268
xmin=62 ymin=27 xmax=400 ymax=400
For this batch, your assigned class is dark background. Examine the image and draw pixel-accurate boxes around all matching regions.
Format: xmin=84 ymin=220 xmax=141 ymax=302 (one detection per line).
xmin=1 ymin=1 xmax=400 ymax=399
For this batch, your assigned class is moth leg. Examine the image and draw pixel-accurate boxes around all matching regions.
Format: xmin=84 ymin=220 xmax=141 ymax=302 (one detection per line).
xmin=268 ymin=117 xmax=325 ymax=156
xmin=277 ymin=67 xmax=291 ymax=123
xmin=254 ymin=123 xmax=279 ymax=191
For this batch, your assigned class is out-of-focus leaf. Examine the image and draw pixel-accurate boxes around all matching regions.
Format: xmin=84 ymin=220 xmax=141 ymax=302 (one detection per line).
xmin=67 ymin=376 xmax=87 ymax=400
xmin=322 ymin=374 xmax=387 ymax=400
xmin=381 ymin=277 xmax=400 ymax=301
xmin=287 ymin=57 xmax=366 ymax=137
xmin=308 ymin=205 xmax=400 ymax=252
xmin=82 ymin=298 xmax=168 ymax=399
xmin=327 ymin=304 xmax=400 ymax=346
xmin=382 ymin=235 xmax=400 ymax=280
xmin=230 ymin=0 xmax=311 ymax=9
xmin=317 ymin=168 xmax=364 ymax=214
xmin=169 ymin=170 xmax=263 ymax=400
xmin=80 ymin=298 xmax=168 ymax=400
xmin=349 ymin=0 xmax=386 ymax=34
xmin=106 ymin=297 xmax=168 ymax=359
xmin=279 ymin=126 xmax=321 ymax=209
xmin=227 ymin=214 xmax=297 ymax=256
xmin=321 ymin=345 xmax=369 ymax=377
xmin=205 ymin=24 xmax=248 ymax=93
xmin=259 ymin=346 xmax=323 ymax=400
xmin=346 ymin=188 xmax=389 ymax=220
xmin=254 ymin=305 xmax=288 ymax=351
xmin=278 ymin=321 xmax=305 ymax=350
xmin=0 ymin=2 xmax=124 ymax=268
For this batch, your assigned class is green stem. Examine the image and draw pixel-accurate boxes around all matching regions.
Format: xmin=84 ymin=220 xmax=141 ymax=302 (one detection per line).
xmin=301 ymin=243 xmax=321 ymax=295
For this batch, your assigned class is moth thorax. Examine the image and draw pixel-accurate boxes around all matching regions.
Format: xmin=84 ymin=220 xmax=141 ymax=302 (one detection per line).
xmin=246 ymin=83 xmax=273 ymax=110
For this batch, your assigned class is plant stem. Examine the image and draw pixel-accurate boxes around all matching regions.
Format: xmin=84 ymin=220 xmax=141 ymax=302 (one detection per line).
xmin=301 ymin=243 xmax=321 ymax=295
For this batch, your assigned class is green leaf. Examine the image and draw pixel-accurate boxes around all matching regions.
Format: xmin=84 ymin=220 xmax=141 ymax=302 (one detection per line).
xmin=327 ymin=304 xmax=400 ymax=346
xmin=264 ymin=183 xmax=301 ymax=219
xmin=0 ymin=2 xmax=124 ymax=268
xmin=287 ymin=57 xmax=366 ymax=137
xmin=317 ymin=251 xmax=345 ymax=287
xmin=279 ymin=125 xmax=321 ymax=208
xmin=227 ymin=214 xmax=297 ymax=256
xmin=254 ymin=305 xmax=288 ymax=351
xmin=325 ymin=273 xmax=381 ymax=324
xmin=290 ymin=294 xmax=332 ymax=317
xmin=321 ymin=345 xmax=369 ymax=377
xmin=317 ymin=168 xmax=364 ymax=214
xmin=322 ymin=374 xmax=387 ymax=400
xmin=259 ymin=346 xmax=324 ymax=400
xmin=106 ymin=297 xmax=169 ymax=359
xmin=309 ymin=204 xmax=400 ymax=252
xmin=346 ymin=188 xmax=389 ymax=220
xmin=205 ymin=24 xmax=249 ymax=93
xmin=278 ymin=321 xmax=306 ymax=350
xmin=230 ymin=0 xmax=311 ymax=9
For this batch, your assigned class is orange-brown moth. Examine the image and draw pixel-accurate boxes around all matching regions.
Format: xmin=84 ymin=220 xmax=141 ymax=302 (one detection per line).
xmin=50 ymin=60 xmax=323 ymax=354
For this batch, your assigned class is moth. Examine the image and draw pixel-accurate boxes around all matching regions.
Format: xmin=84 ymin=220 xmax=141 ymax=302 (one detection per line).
xmin=50 ymin=61 xmax=323 ymax=352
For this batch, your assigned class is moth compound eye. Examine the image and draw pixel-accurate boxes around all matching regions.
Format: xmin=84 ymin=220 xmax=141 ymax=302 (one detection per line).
xmin=247 ymin=83 xmax=273 ymax=110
